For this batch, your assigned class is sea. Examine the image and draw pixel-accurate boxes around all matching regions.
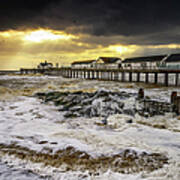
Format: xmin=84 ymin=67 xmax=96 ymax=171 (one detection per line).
xmin=0 ymin=75 xmax=180 ymax=180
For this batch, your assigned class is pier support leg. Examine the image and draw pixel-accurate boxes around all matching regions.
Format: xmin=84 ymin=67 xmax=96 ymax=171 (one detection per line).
xmin=114 ymin=72 xmax=118 ymax=81
xmin=92 ymin=71 xmax=94 ymax=79
xmin=97 ymin=71 xmax=99 ymax=79
xmin=122 ymin=72 xmax=125 ymax=82
xmin=84 ymin=70 xmax=86 ymax=79
xmin=137 ymin=72 xmax=140 ymax=82
xmin=87 ymin=71 xmax=90 ymax=79
xmin=70 ymin=70 xmax=72 ymax=78
xmin=129 ymin=72 xmax=132 ymax=82
xmin=154 ymin=72 xmax=158 ymax=84
xmin=110 ymin=72 xmax=113 ymax=80
xmin=145 ymin=73 xmax=149 ymax=84
xmin=176 ymin=73 xmax=179 ymax=86
xmin=165 ymin=73 xmax=169 ymax=87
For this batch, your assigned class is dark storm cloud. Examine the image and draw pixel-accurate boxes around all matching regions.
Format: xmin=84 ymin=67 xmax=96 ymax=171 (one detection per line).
xmin=1 ymin=0 xmax=180 ymax=44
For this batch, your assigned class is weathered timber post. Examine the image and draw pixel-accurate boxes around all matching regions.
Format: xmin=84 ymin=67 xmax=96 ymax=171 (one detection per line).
xmin=92 ymin=70 xmax=94 ymax=79
xmin=83 ymin=70 xmax=86 ymax=79
xmin=66 ymin=69 xmax=69 ymax=78
xmin=72 ymin=70 xmax=74 ymax=78
xmin=114 ymin=72 xmax=118 ymax=81
xmin=176 ymin=97 xmax=180 ymax=115
xmin=87 ymin=70 xmax=90 ymax=79
xmin=173 ymin=96 xmax=180 ymax=115
xmin=129 ymin=72 xmax=132 ymax=82
xmin=110 ymin=71 xmax=113 ymax=81
xmin=70 ymin=69 xmax=72 ymax=78
xmin=107 ymin=71 xmax=110 ymax=80
xmin=165 ymin=72 xmax=169 ymax=87
xmin=102 ymin=71 xmax=105 ymax=80
xmin=63 ymin=69 xmax=66 ymax=77
xmin=105 ymin=71 xmax=107 ymax=80
xmin=137 ymin=72 xmax=140 ymax=82
xmin=103 ymin=71 xmax=106 ymax=80
xmin=145 ymin=73 xmax=149 ymax=84
xmin=122 ymin=72 xmax=125 ymax=82
xmin=171 ymin=91 xmax=177 ymax=104
xmin=81 ymin=70 xmax=83 ymax=79
xmin=138 ymin=88 xmax=144 ymax=99
xmin=175 ymin=73 xmax=179 ymax=86
xmin=96 ymin=71 xmax=99 ymax=79
xmin=74 ymin=70 xmax=77 ymax=78
xmin=154 ymin=72 xmax=158 ymax=84
xmin=76 ymin=70 xmax=79 ymax=78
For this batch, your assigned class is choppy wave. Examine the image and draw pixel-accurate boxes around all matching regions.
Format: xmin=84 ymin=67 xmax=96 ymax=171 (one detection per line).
xmin=0 ymin=143 xmax=168 ymax=175
xmin=1 ymin=75 xmax=180 ymax=180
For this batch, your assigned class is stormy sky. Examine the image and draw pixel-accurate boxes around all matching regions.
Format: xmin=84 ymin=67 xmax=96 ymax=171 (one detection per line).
xmin=1 ymin=0 xmax=180 ymax=69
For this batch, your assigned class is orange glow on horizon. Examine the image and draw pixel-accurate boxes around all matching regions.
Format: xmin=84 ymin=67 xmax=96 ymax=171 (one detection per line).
xmin=1 ymin=29 xmax=180 ymax=70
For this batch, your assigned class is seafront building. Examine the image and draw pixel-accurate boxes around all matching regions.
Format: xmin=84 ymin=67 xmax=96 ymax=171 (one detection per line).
xmin=37 ymin=61 xmax=53 ymax=69
xmin=70 ymin=54 xmax=180 ymax=70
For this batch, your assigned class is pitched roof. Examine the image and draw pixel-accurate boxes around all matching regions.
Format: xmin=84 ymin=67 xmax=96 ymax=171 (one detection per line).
xmin=123 ymin=55 xmax=166 ymax=63
xmin=165 ymin=54 xmax=180 ymax=62
xmin=71 ymin=60 xmax=95 ymax=65
xmin=98 ymin=57 xmax=121 ymax=63
xmin=39 ymin=61 xmax=53 ymax=66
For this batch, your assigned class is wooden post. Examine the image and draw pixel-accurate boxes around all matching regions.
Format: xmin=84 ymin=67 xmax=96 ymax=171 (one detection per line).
xmin=165 ymin=72 xmax=169 ymax=87
xmin=114 ymin=72 xmax=118 ymax=81
xmin=175 ymin=73 xmax=179 ymax=86
xmin=122 ymin=72 xmax=125 ymax=82
xmin=174 ymin=96 xmax=180 ymax=115
xmin=83 ymin=70 xmax=86 ymax=79
xmin=92 ymin=70 xmax=94 ymax=79
xmin=171 ymin=91 xmax=177 ymax=104
xmin=97 ymin=71 xmax=99 ymax=79
xmin=102 ymin=71 xmax=105 ymax=80
xmin=111 ymin=71 xmax=113 ymax=81
xmin=145 ymin=73 xmax=149 ymax=83
xmin=129 ymin=72 xmax=132 ymax=82
xmin=138 ymin=88 xmax=144 ymax=99
xmin=154 ymin=72 xmax=158 ymax=84
xmin=137 ymin=72 xmax=140 ymax=82
xmin=87 ymin=70 xmax=90 ymax=79
xmin=70 ymin=70 xmax=72 ymax=78
xmin=177 ymin=97 xmax=180 ymax=115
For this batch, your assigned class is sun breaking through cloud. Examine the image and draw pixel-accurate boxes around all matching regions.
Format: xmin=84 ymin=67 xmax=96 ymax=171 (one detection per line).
xmin=24 ymin=30 xmax=75 ymax=43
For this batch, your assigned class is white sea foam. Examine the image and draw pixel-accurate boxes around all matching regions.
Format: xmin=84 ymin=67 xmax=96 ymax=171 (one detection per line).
xmin=0 ymin=75 xmax=180 ymax=179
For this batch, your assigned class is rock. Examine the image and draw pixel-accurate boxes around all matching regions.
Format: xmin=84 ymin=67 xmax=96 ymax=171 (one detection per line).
xmin=123 ymin=109 xmax=135 ymax=116
xmin=34 ymin=92 xmax=46 ymax=98
xmin=69 ymin=106 xmax=82 ymax=111
xmin=64 ymin=112 xmax=78 ymax=118
xmin=102 ymin=117 xmax=108 ymax=125
xmin=126 ymin=119 xmax=133 ymax=123
xmin=35 ymin=89 xmax=135 ymax=119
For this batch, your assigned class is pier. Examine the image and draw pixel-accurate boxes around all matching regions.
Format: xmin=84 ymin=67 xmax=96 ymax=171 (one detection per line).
xmin=19 ymin=67 xmax=180 ymax=87
xmin=59 ymin=68 xmax=180 ymax=87
xmin=0 ymin=70 xmax=20 ymax=75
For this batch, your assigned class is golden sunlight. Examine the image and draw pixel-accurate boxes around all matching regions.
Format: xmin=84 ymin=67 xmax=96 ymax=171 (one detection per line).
xmin=0 ymin=30 xmax=25 ymax=38
xmin=24 ymin=29 xmax=75 ymax=42
xmin=108 ymin=45 xmax=138 ymax=54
